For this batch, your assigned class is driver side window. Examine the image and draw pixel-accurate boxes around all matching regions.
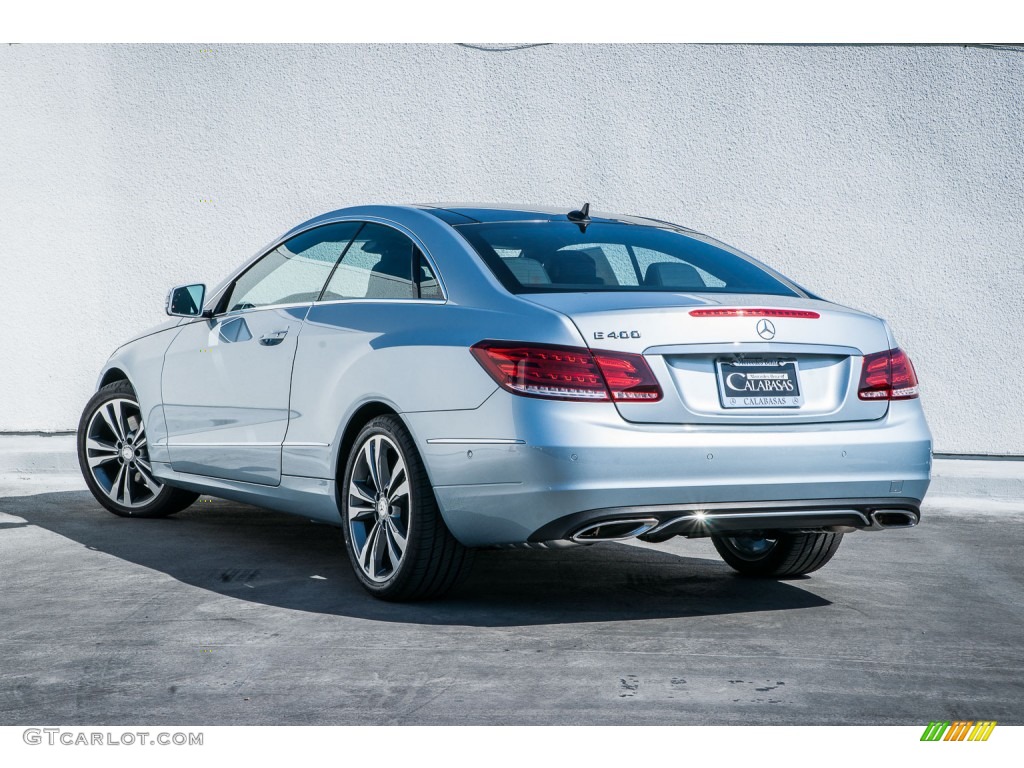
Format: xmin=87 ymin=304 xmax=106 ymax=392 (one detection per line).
xmin=225 ymin=222 xmax=361 ymax=312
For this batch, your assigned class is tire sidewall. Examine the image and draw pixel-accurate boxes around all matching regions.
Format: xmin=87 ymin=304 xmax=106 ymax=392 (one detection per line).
xmin=712 ymin=531 xmax=842 ymax=578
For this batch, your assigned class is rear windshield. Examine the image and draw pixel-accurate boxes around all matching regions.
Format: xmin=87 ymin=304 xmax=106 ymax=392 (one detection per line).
xmin=456 ymin=222 xmax=800 ymax=296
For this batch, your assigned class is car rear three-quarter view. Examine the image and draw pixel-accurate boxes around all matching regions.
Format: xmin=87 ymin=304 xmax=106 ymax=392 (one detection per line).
xmin=77 ymin=203 xmax=932 ymax=600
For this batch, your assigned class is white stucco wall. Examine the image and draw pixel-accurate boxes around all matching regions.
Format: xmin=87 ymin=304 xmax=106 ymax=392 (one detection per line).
xmin=1 ymin=44 xmax=1021 ymax=454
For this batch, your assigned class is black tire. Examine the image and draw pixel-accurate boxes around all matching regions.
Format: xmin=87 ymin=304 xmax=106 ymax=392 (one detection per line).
xmin=711 ymin=531 xmax=843 ymax=577
xmin=77 ymin=380 xmax=199 ymax=518
xmin=340 ymin=415 xmax=473 ymax=601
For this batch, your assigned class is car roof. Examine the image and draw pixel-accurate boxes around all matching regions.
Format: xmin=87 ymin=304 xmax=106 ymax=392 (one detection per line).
xmin=278 ymin=203 xmax=697 ymax=245
xmin=413 ymin=203 xmax=689 ymax=229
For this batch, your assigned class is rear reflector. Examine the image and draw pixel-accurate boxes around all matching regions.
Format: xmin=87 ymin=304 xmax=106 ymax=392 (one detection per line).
xmin=858 ymin=348 xmax=920 ymax=401
xmin=471 ymin=341 xmax=663 ymax=402
xmin=689 ymin=308 xmax=821 ymax=318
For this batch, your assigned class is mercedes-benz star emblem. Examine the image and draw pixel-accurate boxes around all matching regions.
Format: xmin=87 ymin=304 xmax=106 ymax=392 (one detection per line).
xmin=756 ymin=318 xmax=776 ymax=340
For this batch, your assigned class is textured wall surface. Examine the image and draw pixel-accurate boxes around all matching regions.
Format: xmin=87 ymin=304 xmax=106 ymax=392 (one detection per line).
xmin=1 ymin=44 xmax=1021 ymax=453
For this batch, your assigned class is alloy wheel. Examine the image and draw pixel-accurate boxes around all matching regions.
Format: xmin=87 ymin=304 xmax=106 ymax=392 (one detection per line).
xmin=83 ymin=397 xmax=163 ymax=508
xmin=347 ymin=434 xmax=411 ymax=582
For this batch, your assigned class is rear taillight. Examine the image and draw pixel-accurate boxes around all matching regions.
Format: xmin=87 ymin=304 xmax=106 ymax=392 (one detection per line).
xmin=858 ymin=348 xmax=920 ymax=401
xmin=889 ymin=349 xmax=920 ymax=399
xmin=592 ymin=350 xmax=663 ymax=401
xmin=471 ymin=342 xmax=607 ymax=400
xmin=471 ymin=341 xmax=663 ymax=402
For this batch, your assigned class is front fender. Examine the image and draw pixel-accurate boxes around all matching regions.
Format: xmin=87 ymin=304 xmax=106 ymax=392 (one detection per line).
xmin=95 ymin=326 xmax=182 ymax=464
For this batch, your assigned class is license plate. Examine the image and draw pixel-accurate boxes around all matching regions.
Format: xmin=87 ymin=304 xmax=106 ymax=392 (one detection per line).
xmin=716 ymin=359 xmax=802 ymax=409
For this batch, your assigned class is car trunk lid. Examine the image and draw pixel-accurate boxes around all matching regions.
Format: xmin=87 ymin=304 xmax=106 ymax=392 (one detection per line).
xmin=522 ymin=292 xmax=890 ymax=425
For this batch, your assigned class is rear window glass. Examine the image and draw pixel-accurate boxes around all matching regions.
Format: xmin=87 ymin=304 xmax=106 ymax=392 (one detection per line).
xmin=455 ymin=222 xmax=799 ymax=296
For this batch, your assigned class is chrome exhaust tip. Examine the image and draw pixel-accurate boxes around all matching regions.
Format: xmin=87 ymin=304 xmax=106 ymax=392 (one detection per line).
xmin=869 ymin=510 xmax=919 ymax=529
xmin=570 ymin=518 xmax=660 ymax=543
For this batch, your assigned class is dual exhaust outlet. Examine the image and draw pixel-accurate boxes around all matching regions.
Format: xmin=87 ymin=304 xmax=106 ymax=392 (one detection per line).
xmin=867 ymin=510 xmax=919 ymax=529
xmin=570 ymin=518 xmax=661 ymax=543
xmin=569 ymin=508 xmax=918 ymax=543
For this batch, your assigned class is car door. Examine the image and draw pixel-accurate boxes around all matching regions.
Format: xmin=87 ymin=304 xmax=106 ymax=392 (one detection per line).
xmin=161 ymin=222 xmax=361 ymax=485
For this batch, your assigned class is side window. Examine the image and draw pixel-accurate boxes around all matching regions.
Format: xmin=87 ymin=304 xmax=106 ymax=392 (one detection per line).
xmin=417 ymin=249 xmax=443 ymax=299
xmin=225 ymin=222 xmax=361 ymax=311
xmin=322 ymin=223 xmax=415 ymax=300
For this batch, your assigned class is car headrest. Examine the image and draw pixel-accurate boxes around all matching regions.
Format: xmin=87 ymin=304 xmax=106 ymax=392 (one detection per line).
xmin=368 ymin=249 xmax=411 ymax=278
xmin=361 ymin=233 xmax=410 ymax=256
xmin=547 ymin=251 xmax=605 ymax=285
xmin=504 ymin=257 xmax=551 ymax=285
xmin=644 ymin=261 xmax=707 ymax=290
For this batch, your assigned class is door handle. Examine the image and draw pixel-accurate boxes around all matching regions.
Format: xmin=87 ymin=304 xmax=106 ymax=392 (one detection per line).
xmin=258 ymin=330 xmax=289 ymax=346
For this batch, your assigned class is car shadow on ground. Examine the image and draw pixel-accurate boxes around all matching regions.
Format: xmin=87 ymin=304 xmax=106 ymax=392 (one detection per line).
xmin=3 ymin=491 xmax=830 ymax=627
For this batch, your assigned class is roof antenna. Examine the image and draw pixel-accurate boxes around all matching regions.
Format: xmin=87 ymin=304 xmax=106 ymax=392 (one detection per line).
xmin=567 ymin=202 xmax=591 ymax=231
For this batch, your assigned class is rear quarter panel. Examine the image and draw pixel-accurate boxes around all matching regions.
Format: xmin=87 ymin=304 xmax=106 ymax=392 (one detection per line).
xmin=283 ymin=299 xmax=586 ymax=480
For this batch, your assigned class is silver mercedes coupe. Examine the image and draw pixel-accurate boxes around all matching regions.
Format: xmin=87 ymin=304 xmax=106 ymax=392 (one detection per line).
xmin=77 ymin=204 xmax=932 ymax=600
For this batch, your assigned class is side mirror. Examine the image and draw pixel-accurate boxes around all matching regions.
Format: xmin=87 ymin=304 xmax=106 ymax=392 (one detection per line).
xmin=166 ymin=284 xmax=207 ymax=317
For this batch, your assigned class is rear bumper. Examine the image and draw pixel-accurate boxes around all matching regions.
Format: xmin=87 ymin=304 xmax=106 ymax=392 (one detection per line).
xmin=404 ymin=393 xmax=932 ymax=547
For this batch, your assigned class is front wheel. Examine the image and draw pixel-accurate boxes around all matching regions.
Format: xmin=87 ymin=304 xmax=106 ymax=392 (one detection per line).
xmin=341 ymin=415 xmax=472 ymax=601
xmin=711 ymin=531 xmax=843 ymax=577
xmin=77 ymin=380 xmax=198 ymax=518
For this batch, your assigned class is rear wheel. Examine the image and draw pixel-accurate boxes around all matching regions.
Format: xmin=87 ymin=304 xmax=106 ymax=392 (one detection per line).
xmin=77 ymin=380 xmax=198 ymax=518
xmin=341 ymin=415 xmax=472 ymax=601
xmin=711 ymin=531 xmax=843 ymax=577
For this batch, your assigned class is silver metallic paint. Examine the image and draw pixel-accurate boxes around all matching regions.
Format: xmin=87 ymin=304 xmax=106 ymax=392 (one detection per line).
xmin=162 ymin=307 xmax=306 ymax=485
xmin=94 ymin=204 xmax=933 ymax=546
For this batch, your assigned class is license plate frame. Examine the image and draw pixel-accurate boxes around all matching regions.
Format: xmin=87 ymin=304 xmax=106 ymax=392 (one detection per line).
xmin=716 ymin=358 xmax=803 ymax=409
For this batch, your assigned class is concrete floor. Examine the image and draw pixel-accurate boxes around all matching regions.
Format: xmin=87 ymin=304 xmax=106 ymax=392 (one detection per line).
xmin=1 ymin=480 xmax=1022 ymax=725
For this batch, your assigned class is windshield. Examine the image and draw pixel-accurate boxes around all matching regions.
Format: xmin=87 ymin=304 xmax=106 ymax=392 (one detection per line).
xmin=456 ymin=222 xmax=800 ymax=297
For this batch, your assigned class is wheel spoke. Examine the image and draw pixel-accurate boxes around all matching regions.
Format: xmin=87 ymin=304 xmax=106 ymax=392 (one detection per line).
xmin=107 ymin=464 xmax=126 ymax=502
xmin=368 ymin=521 xmax=387 ymax=579
xmin=348 ymin=482 xmax=375 ymax=521
xmin=375 ymin=438 xmax=391 ymax=491
xmin=87 ymin=435 xmax=118 ymax=453
xmin=87 ymin=453 xmax=119 ymax=469
xmin=364 ymin=439 xmax=382 ymax=492
xmin=348 ymin=505 xmax=375 ymax=523
xmin=111 ymin=400 xmax=129 ymax=442
xmin=85 ymin=437 xmax=119 ymax=468
xmin=99 ymin=403 xmax=124 ymax=442
xmin=134 ymin=461 xmax=161 ymax=495
xmin=349 ymin=479 xmax=376 ymax=505
xmin=361 ymin=521 xmax=388 ymax=579
xmin=388 ymin=477 xmax=409 ymax=506
xmin=385 ymin=514 xmax=407 ymax=552
xmin=121 ymin=462 xmax=133 ymax=506
xmin=386 ymin=453 xmax=406 ymax=493
xmin=384 ymin=519 xmax=404 ymax=568
xmin=358 ymin=520 xmax=380 ymax=568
